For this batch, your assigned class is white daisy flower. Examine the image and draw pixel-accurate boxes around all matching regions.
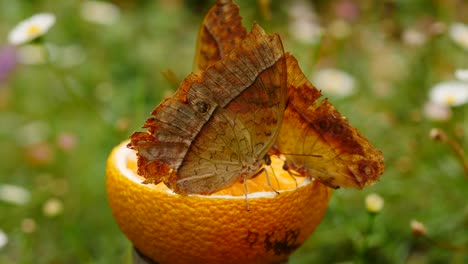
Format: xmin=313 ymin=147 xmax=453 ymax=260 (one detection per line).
xmin=365 ymin=193 xmax=384 ymax=214
xmin=312 ymin=68 xmax=356 ymax=97
xmin=0 ymin=184 xmax=31 ymax=205
xmin=449 ymin=23 xmax=468 ymax=50
xmin=429 ymin=81 xmax=468 ymax=107
xmin=0 ymin=229 xmax=8 ymax=249
xmin=455 ymin=68 xmax=468 ymax=82
xmin=8 ymin=13 xmax=56 ymax=45
xmin=81 ymin=1 xmax=120 ymax=25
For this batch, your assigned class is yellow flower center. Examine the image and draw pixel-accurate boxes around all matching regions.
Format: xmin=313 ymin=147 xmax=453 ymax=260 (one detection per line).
xmin=27 ymin=25 xmax=41 ymax=37
xmin=444 ymin=94 xmax=456 ymax=105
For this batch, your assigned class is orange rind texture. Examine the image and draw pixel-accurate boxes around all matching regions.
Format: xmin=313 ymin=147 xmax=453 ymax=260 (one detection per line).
xmin=106 ymin=141 xmax=332 ymax=264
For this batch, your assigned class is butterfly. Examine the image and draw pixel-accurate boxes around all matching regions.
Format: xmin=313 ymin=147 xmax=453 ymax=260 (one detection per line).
xmin=192 ymin=0 xmax=384 ymax=189
xmin=129 ymin=0 xmax=384 ymax=195
xmin=128 ymin=16 xmax=287 ymax=194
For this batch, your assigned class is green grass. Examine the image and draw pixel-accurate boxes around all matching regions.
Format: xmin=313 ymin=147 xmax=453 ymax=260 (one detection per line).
xmin=0 ymin=0 xmax=467 ymax=263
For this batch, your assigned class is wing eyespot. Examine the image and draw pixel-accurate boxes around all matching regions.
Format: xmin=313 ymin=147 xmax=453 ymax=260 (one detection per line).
xmin=315 ymin=117 xmax=332 ymax=132
xmin=193 ymin=100 xmax=210 ymax=114
xmin=358 ymin=160 xmax=376 ymax=177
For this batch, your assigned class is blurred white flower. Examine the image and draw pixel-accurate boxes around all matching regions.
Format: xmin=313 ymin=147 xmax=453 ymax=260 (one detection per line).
xmin=455 ymin=68 xmax=468 ymax=82
xmin=16 ymin=121 xmax=51 ymax=146
xmin=410 ymin=219 xmax=427 ymax=237
xmin=289 ymin=20 xmax=323 ymax=44
xmin=288 ymin=0 xmax=322 ymax=44
xmin=0 ymin=184 xmax=31 ymax=205
xmin=42 ymin=198 xmax=63 ymax=217
xmin=312 ymin=68 xmax=356 ymax=97
xmin=429 ymin=128 xmax=444 ymax=141
xmin=429 ymin=81 xmax=468 ymax=107
xmin=288 ymin=0 xmax=317 ymax=21
xmin=81 ymin=1 xmax=120 ymax=25
xmin=449 ymin=23 xmax=468 ymax=50
xmin=423 ymin=101 xmax=452 ymax=121
xmin=8 ymin=13 xmax=55 ymax=45
xmin=0 ymin=229 xmax=7 ymax=249
xmin=402 ymin=28 xmax=427 ymax=46
xmin=365 ymin=193 xmax=384 ymax=213
xmin=16 ymin=44 xmax=47 ymax=65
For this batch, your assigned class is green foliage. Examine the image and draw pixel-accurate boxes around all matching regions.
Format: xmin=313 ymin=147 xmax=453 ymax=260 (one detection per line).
xmin=0 ymin=0 xmax=467 ymax=263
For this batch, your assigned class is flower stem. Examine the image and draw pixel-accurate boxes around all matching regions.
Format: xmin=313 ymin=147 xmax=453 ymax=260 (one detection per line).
xmin=430 ymin=128 xmax=468 ymax=178
xmin=424 ymin=236 xmax=468 ymax=253
xmin=355 ymin=212 xmax=377 ymax=263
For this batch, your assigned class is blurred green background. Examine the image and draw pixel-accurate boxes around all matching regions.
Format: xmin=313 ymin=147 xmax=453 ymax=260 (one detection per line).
xmin=0 ymin=0 xmax=467 ymax=263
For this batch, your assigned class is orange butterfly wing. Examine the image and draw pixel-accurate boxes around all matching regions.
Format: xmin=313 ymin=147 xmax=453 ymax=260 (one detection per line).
xmin=272 ymin=55 xmax=384 ymax=189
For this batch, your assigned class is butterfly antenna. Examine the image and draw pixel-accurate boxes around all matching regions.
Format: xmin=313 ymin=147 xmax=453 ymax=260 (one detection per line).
xmin=242 ymin=175 xmax=251 ymax=211
xmin=279 ymin=153 xmax=323 ymax=158
xmin=262 ymin=155 xmax=280 ymax=194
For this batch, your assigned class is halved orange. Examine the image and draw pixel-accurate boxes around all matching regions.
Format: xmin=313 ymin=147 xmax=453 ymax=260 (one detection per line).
xmin=106 ymin=141 xmax=332 ymax=264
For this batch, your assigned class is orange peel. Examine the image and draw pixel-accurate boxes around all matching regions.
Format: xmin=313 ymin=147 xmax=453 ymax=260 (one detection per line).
xmin=106 ymin=141 xmax=332 ymax=264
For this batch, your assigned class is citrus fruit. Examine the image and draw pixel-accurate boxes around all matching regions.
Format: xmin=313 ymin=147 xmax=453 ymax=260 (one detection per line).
xmin=106 ymin=141 xmax=332 ymax=264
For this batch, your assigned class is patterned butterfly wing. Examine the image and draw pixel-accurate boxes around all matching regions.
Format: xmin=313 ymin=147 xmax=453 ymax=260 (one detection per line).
xmin=129 ymin=25 xmax=287 ymax=194
xmin=193 ymin=0 xmax=246 ymax=74
xmin=272 ymin=54 xmax=384 ymax=189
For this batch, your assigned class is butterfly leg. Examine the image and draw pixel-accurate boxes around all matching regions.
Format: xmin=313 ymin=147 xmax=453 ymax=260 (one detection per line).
xmin=282 ymin=162 xmax=299 ymax=189
xmin=264 ymin=155 xmax=281 ymax=191
xmin=251 ymin=166 xmax=280 ymax=195
xmin=242 ymin=175 xmax=251 ymax=211
xmin=269 ymin=164 xmax=282 ymax=191
xmin=263 ymin=168 xmax=280 ymax=194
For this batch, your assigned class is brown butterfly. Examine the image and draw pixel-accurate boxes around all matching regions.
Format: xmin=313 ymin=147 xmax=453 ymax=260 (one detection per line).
xmin=129 ymin=20 xmax=287 ymax=194
xmin=192 ymin=0 xmax=384 ymax=189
